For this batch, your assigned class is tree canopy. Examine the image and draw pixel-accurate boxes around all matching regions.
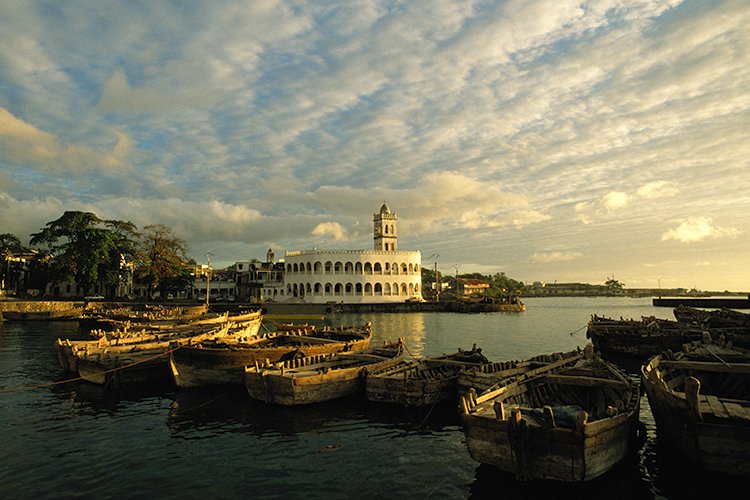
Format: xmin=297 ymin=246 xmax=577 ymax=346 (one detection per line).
xmin=138 ymin=224 xmax=192 ymax=299
xmin=30 ymin=211 xmax=139 ymax=296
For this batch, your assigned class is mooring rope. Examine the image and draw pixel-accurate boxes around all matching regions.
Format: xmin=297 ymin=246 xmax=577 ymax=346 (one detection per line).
xmin=568 ymin=324 xmax=587 ymax=336
xmin=0 ymin=345 xmax=184 ymax=394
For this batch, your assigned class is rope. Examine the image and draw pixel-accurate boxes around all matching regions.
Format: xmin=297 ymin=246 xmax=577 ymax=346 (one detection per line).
xmin=0 ymin=351 xmax=47 ymax=375
xmin=0 ymin=345 xmax=184 ymax=393
xmin=568 ymin=324 xmax=587 ymax=336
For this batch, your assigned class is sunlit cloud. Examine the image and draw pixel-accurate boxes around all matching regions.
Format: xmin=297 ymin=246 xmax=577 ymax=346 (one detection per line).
xmin=531 ymin=251 xmax=583 ymax=263
xmin=661 ymin=217 xmax=741 ymax=243
xmin=311 ymin=222 xmax=348 ymax=242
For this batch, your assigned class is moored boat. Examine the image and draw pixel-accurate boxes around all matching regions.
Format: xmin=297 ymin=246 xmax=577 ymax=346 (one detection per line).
xmin=244 ymin=339 xmax=404 ymax=405
xmin=2 ymin=307 xmax=84 ymax=321
xmin=457 ymin=349 xmax=582 ymax=395
xmin=169 ymin=323 xmax=373 ymax=388
xmin=586 ymin=314 xmax=750 ymax=361
xmin=460 ymin=345 xmax=640 ymax=481
xmin=55 ymin=310 xmax=263 ymax=374
xmin=73 ymin=323 xmax=234 ymax=387
xmin=365 ymin=345 xmax=490 ymax=406
xmin=641 ymin=337 xmax=750 ymax=477
xmin=673 ymin=305 xmax=750 ymax=329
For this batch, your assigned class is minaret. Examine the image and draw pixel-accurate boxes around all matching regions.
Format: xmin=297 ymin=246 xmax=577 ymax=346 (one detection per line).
xmin=266 ymin=248 xmax=274 ymax=263
xmin=373 ymin=202 xmax=397 ymax=252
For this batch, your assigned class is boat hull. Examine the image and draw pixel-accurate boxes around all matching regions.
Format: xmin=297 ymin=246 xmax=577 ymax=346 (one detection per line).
xmin=170 ymin=336 xmax=370 ymax=388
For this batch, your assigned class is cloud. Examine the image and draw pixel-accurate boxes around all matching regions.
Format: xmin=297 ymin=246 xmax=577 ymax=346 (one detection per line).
xmin=311 ymin=222 xmax=348 ymax=242
xmin=0 ymin=107 xmax=130 ymax=175
xmin=602 ymin=191 xmax=629 ymax=210
xmin=531 ymin=251 xmax=583 ymax=263
xmin=576 ymin=180 xmax=681 ymax=224
xmin=661 ymin=217 xmax=741 ymax=243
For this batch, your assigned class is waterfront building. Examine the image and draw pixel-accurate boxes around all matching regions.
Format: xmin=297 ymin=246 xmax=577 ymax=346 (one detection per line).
xmin=268 ymin=203 xmax=423 ymax=304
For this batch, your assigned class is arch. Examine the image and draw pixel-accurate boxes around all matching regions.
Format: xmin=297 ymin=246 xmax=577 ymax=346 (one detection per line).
xmin=324 ymin=283 xmax=332 ymax=294
xmin=355 ymin=262 xmax=363 ymax=274
xmin=306 ymin=283 xmax=312 ymax=294
xmin=286 ymin=284 xmax=293 ymax=295
xmin=392 ymin=282 xmax=400 ymax=295
xmin=364 ymin=283 xmax=373 ymax=295
xmin=408 ymin=263 xmax=414 ymax=274
xmin=384 ymin=283 xmax=391 ymax=295
xmin=286 ymin=263 xmax=293 ymax=273
xmin=306 ymin=262 xmax=312 ymax=273
xmin=314 ymin=283 xmax=322 ymax=294
xmin=364 ymin=262 xmax=373 ymax=274
xmin=334 ymin=283 xmax=343 ymax=295
xmin=334 ymin=261 xmax=343 ymax=274
xmin=355 ymin=283 xmax=363 ymax=294
xmin=414 ymin=264 xmax=420 ymax=273
xmin=314 ymin=262 xmax=323 ymax=274
xmin=374 ymin=283 xmax=382 ymax=295
xmin=409 ymin=283 xmax=415 ymax=295
xmin=401 ymin=283 xmax=407 ymax=295
xmin=325 ymin=261 xmax=333 ymax=274
xmin=344 ymin=262 xmax=354 ymax=274
xmin=401 ymin=263 xmax=408 ymax=274
xmin=374 ymin=262 xmax=382 ymax=274
xmin=345 ymin=283 xmax=353 ymax=294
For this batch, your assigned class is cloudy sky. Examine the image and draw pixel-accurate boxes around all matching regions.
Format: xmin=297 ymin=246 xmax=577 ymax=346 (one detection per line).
xmin=1 ymin=0 xmax=748 ymax=291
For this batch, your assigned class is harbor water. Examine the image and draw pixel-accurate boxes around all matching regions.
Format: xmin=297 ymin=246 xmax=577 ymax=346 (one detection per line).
xmin=0 ymin=297 xmax=744 ymax=499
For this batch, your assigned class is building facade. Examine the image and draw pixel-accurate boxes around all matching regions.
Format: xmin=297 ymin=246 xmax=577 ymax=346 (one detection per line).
xmin=269 ymin=203 xmax=423 ymax=304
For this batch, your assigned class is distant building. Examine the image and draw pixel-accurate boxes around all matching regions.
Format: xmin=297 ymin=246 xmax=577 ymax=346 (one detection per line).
xmin=457 ymin=278 xmax=490 ymax=297
xmin=278 ymin=203 xmax=423 ymax=304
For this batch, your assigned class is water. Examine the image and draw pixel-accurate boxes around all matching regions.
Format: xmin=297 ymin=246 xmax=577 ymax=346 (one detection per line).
xmin=0 ymin=297 xmax=744 ymax=499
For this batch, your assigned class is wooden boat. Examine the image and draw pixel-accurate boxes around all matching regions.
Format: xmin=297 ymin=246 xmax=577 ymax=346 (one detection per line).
xmin=79 ymin=304 xmax=210 ymax=331
xmin=365 ymin=345 xmax=491 ymax=406
xmin=641 ymin=337 xmax=750 ymax=477
xmin=273 ymin=321 xmax=315 ymax=333
xmin=244 ymin=339 xmax=404 ymax=405
xmin=460 ymin=345 xmax=640 ymax=481
xmin=586 ymin=314 xmax=750 ymax=360
xmin=169 ymin=323 xmax=373 ymax=387
xmin=55 ymin=310 xmax=262 ymax=373
xmin=458 ymin=349 xmax=581 ymax=395
xmin=2 ymin=307 xmax=84 ymax=321
xmin=73 ymin=323 xmax=236 ymax=387
xmin=673 ymin=306 xmax=750 ymax=329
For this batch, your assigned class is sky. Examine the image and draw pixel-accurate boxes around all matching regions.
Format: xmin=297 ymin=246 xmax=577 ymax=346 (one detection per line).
xmin=1 ymin=0 xmax=748 ymax=292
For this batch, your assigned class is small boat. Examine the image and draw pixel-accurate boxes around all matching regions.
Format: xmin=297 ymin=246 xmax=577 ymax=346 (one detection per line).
xmin=73 ymin=323 xmax=235 ymax=387
xmin=2 ymin=307 xmax=84 ymax=321
xmin=673 ymin=306 xmax=750 ymax=329
xmin=273 ymin=321 xmax=315 ymax=333
xmin=457 ymin=349 xmax=581 ymax=395
xmin=460 ymin=345 xmax=640 ymax=481
xmin=244 ymin=339 xmax=404 ymax=405
xmin=365 ymin=345 xmax=490 ymax=406
xmin=641 ymin=336 xmax=750 ymax=477
xmin=586 ymin=314 xmax=750 ymax=360
xmin=169 ymin=323 xmax=373 ymax=388
xmin=56 ymin=310 xmax=263 ymax=373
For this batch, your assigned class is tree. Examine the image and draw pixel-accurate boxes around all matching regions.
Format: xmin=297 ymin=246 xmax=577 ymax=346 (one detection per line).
xmin=30 ymin=211 xmax=139 ymax=297
xmin=1 ymin=233 xmax=24 ymax=290
xmin=605 ymin=277 xmax=625 ymax=290
xmin=138 ymin=224 xmax=191 ymax=299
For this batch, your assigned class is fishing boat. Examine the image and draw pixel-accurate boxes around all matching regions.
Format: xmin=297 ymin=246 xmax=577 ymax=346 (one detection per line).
xmin=273 ymin=321 xmax=315 ymax=333
xmin=457 ymin=349 xmax=582 ymax=395
xmin=169 ymin=323 xmax=373 ymax=387
xmin=56 ymin=310 xmax=263 ymax=373
xmin=673 ymin=306 xmax=750 ymax=329
xmin=244 ymin=339 xmax=404 ymax=405
xmin=641 ymin=337 xmax=750 ymax=477
xmin=365 ymin=345 xmax=490 ymax=406
xmin=2 ymin=307 xmax=84 ymax=321
xmin=71 ymin=322 xmax=245 ymax=387
xmin=460 ymin=345 xmax=640 ymax=481
xmin=586 ymin=314 xmax=750 ymax=361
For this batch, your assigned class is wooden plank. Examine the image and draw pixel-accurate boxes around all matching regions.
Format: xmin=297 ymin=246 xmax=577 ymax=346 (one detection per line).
xmin=660 ymin=360 xmax=750 ymax=374
xmin=723 ymin=402 xmax=750 ymax=421
xmin=704 ymin=395 xmax=730 ymax=419
xmin=540 ymin=374 xmax=630 ymax=388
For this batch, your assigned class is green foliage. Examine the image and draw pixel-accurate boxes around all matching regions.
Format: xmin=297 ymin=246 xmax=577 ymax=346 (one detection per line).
xmin=29 ymin=211 xmax=139 ymax=296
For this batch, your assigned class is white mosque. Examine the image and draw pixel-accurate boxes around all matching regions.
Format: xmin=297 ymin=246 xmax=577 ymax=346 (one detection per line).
xmin=268 ymin=203 xmax=423 ymax=304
